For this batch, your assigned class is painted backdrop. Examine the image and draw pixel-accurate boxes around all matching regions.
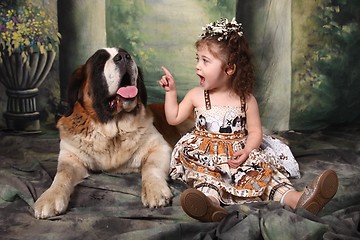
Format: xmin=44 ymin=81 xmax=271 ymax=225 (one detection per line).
xmin=0 ymin=0 xmax=359 ymax=132
xmin=106 ymin=0 xmax=237 ymax=103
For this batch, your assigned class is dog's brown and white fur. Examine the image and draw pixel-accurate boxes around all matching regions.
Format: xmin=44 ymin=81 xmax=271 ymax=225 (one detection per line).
xmin=34 ymin=48 xmax=173 ymax=219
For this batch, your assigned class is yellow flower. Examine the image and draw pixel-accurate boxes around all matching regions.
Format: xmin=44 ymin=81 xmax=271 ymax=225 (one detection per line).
xmin=5 ymin=21 xmax=15 ymax=30
xmin=1 ymin=32 xmax=11 ymax=41
xmin=5 ymin=9 xmax=14 ymax=18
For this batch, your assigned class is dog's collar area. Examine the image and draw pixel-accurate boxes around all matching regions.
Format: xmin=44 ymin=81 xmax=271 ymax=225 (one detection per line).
xmin=128 ymin=103 xmax=141 ymax=115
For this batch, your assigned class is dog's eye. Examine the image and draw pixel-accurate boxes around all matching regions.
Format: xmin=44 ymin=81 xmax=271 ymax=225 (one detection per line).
xmin=113 ymin=54 xmax=122 ymax=62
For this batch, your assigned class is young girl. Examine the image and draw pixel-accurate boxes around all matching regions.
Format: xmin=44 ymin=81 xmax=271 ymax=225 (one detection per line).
xmin=159 ymin=18 xmax=338 ymax=222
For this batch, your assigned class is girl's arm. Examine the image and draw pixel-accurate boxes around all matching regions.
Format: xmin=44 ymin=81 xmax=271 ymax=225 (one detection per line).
xmin=159 ymin=66 xmax=194 ymax=125
xmin=229 ymin=94 xmax=263 ymax=168
xmin=243 ymin=94 xmax=263 ymax=151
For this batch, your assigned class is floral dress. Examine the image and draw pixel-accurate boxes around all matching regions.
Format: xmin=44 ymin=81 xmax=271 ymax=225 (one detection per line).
xmin=170 ymin=91 xmax=300 ymax=204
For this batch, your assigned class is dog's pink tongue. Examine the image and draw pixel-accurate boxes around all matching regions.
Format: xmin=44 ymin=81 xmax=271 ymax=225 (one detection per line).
xmin=117 ymin=86 xmax=138 ymax=99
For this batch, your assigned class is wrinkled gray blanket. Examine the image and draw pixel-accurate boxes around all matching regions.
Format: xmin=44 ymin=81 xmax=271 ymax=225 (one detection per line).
xmin=0 ymin=123 xmax=359 ymax=240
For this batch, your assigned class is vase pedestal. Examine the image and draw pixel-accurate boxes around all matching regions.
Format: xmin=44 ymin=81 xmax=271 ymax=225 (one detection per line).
xmin=3 ymin=88 xmax=41 ymax=133
xmin=4 ymin=112 xmax=41 ymax=133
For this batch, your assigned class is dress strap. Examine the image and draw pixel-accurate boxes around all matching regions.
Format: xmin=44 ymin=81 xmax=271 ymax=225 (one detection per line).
xmin=204 ymin=90 xmax=211 ymax=110
xmin=240 ymin=96 xmax=246 ymax=112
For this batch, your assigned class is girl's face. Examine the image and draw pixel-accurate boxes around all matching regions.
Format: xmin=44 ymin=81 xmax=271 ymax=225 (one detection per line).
xmin=195 ymin=45 xmax=229 ymax=92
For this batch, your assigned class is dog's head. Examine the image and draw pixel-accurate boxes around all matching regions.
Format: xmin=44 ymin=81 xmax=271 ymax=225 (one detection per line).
xmin=65 ymin=47 xmax=147 ymax=123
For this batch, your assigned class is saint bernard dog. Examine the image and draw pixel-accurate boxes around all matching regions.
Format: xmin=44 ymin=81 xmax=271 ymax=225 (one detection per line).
xmin=34 ymin=47 xmax=173 ymax=219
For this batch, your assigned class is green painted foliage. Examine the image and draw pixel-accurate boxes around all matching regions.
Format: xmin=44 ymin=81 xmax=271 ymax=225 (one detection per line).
xmin=106 ymin=0 xmax=236 ymax=103
xmin=106 ymin=0 xmax=148 ymax=66
xmin=198 ymin=0 xmax=236 ymax=19
xmin=291 ymin=0 xmax=360 ymax=129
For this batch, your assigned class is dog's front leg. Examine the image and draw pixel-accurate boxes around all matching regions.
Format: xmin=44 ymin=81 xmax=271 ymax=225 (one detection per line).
xmin=34 ymin=153 xmax=88 ymax=219
xmin=141 ymin=148 xmax=173 ymax=208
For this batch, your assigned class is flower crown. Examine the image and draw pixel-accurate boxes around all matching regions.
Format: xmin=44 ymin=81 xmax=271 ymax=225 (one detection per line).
xmin=200 ymin=18 xmax=243 ymax=41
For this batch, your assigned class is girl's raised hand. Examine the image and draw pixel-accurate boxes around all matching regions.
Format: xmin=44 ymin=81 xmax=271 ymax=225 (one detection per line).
xmin=159 ymin=66 xmax=176 ymax=92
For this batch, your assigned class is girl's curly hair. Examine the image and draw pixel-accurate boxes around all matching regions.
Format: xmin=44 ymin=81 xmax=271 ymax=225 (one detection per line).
xmin=195 ymin=32 xmax=255 ymax=99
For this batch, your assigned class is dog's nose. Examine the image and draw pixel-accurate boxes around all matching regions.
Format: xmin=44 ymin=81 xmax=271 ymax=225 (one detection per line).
xmin=114 ymin=53 xmax=132 ymax=63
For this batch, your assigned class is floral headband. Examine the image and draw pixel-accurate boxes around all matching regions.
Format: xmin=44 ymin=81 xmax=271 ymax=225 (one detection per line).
xmin=200 ymin=18 xmax=243 ymax=41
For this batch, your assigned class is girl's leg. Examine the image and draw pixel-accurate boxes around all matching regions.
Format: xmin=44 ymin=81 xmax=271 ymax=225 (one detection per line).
xmin=278 ymin=169 xmax=338 ymax=214
xmin=261 ymin=170 xmax=296 ymax=205
xmin=282 ymin=190 xmax=302 ymax=209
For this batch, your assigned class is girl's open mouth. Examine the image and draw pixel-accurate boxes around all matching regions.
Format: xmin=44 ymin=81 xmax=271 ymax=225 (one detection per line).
xmin=198 ymin=75 xmax=205 ymax=86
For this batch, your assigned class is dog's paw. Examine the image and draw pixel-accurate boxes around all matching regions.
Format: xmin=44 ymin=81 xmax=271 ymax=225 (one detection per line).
xmin=34 ymin=188 xmax=70 ymax=219
xmin=141 ymin=181 xmax=173 ymax=208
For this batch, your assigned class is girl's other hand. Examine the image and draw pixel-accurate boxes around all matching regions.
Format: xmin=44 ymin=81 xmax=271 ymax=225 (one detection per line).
xmin=228 ymin=149 xmax=249 ymax=168
xmin=159 ymin=66 xmax=176 ymax=92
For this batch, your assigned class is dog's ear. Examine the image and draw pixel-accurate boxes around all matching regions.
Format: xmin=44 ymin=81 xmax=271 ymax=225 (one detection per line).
xmin=137 ymin=67 xmax=147 ymax=105
xmin=64 ymin=65 xmax=86 ymax=116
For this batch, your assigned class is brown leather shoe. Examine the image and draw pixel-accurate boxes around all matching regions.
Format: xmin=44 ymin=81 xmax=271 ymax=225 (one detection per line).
xmin=180 ymin=188 xmax=228 ymax=222
xmin=296 ymin=169 xmax=338 ymax=215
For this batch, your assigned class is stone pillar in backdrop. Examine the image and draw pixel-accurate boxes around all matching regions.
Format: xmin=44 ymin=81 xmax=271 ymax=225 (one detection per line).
xmin=237 ymin=0 xmax=291 ymax=131
xmin=57 ymin=0 xmax=106 ymax=114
